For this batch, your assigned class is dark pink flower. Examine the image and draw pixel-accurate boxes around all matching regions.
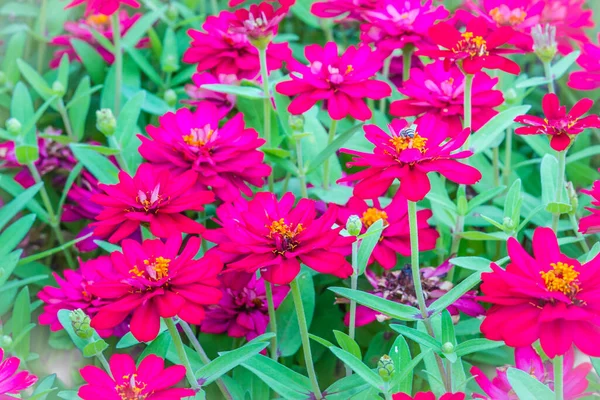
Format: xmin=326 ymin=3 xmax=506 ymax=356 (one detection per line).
xmin=0 ymin=348 xmax=37 ymax=397
xmin=393 ymin=392 xmax=466 ymax=400
xmin=229 ymin=0 xmax=295 ymax=7
xmin=514 ymin=93 xmax=600 ymax=151
xmin=183 ymin=11 xmax=291 ymax=80
xmin=65 ymin=0 xmax=140 ymax=16
xmin=471 ymin=345 xmax=592 ymax=400
xmin=91 ymin=163 xmax=214 ymax=244
xmin=540 ymin=0 xmax=594 ymax=55
xmin=139 ymin=103 xmax=271 ymax=202
xmin=336 ymin=196 xmax=439 ymax=269
xmin=202 ymin=272 xmax=289 ymax=341
xmin=339 ymin=119 xmax=482 ymax=202
xmin=580 ymin=175 xmax=600 ymax=234
xmin=230 ymin=2 xmax=288 ymax=40
xmin=89 ymin=236 xmax=223 ymax=342
xmin=276 ymin=42 xmax=391 ymax=120
xmin=183 ymin=72 xmax=238 ymax=116
xmin=78 ymin=354 xmax=194 ymax=400
xmin=311 ymin=0 xmax=380 ymax=20
xmin=205 ymin=192 xmax=353 ymax=285
xmin=568 ymin=34 xmax=600 ymax=91
xmin=391 ymin=61 xmax=504 ymax=135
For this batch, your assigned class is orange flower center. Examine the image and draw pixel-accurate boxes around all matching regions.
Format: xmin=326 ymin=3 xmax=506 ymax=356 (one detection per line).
xmin=115 ymin=374 xmax=148 ymax=400
xmin=86 ymin=14 xmax=110 ymax=26
xmin=361 ymin=208 xmax=389 ymax=228
xmin=183 ymin=125 xmax=216 ymax=147
xmin=540 ymin=262 xmax=579 ymax=295
xmin=389 ymin=131 xmax=427 ymax=154
xmin=267 ymin=218 xmax=304 ymax=255
xmin=489 ymin=6 xmax=527 ymax=26
xmin=453 ymin=32 xmax=489 ymax=58
xmin=129 ymin=256 xmax=171 ymax=281
xmin=136 ymin=184 xmax=165 ymax=213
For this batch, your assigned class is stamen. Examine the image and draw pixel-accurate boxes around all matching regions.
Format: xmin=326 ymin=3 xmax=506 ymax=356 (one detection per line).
xmin=489 ymin=6 xmax=527 ymax=26
xmin=389 ymin=132 xmax=428 ymax=153
xmin=361 ymin=208 xmax=389 ymax=228
xmin=129 ymin=256 xmax=171 ymax=281
xmin=540 ymin=262 xmax=580 ymax=295
xmin=453 ymin=31 xmax=489 ymax=58
xmin=183 ymin=125 xmax=215 ymax=147
xmin=115 ymin=373 xmax=148 ymax=400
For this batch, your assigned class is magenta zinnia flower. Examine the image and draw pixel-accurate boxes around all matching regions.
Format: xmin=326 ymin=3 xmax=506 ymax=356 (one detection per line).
xmin=230 ymin=2 xmax=288 ymax=41
xmin=471 ymin=345 xmax=592 ymax=400
xmin=514 ymin=93 xmax=600 ymax=151
xmin=78 ymin=353 xmax=194 ymax=400
xmin=337 ymin=195 xmax=439 ymax=269
xmin=568 ymin=34 xmax=600 ymax=91
xmin=540 ymin=0 xmax=594 ymax=55
xmin=91 ymin=163 xmax=214 ymax=243
xmin=89 ymin=236 xmax=223 ymax=342
xmin=65 ymin=0 xmax=140 ymax=16
xmin=393 ymin=392 xmax=466 ymax=400
xmin=311 ymin=0 xmax=380 ymax=20
xmin=183 ymin=72 xmax=238 ymax=116
xmin=579 ymin=174 xmax=600 ymax=234
xmin=205 ymin=192 xmax=353 ymax=285
xmin=202 ymin=272 xmax=289 ymax=340
xmin=276 ymin=42 xmax=391 ymax=120
xmin=139 ymin=103 xmax=271 ymax=202
xmin=480 ymin=227 xmax=600 ymax=358
xmin=391 ymin=61 xmax=504 ymax=135
xmin=0 ymin=348 xmax=37 ymax=397
xmin=339 ymin=119 xmax=482 ymax=202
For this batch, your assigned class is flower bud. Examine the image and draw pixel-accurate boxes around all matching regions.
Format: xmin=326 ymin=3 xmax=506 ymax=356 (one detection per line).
xmin=503 ymin=217 xmax=515 ymax=231
xmin=162 ymin=55 xmax=180 ymax=73
xmin=6 ymin=118 xmax=22 ymax=136
xmin=0 ymin=335 xmax=12 ymax=348
xmin=346 ymin=215 xmax=363 ymax=237
xmin=166 ymin=4 xmax=179 ymax=21
xmin=289 ymin=115 xmax=305 ymax=133
xmin=504 ymin=88 xmax=518 ymax=105
xmin=249 ymin=35 xmax=273 ymax=51
xmin=163 ymin=89 xmax=178 ymax=107
xmin=96 ymin=109 xmax=117 ymax=137
xmin=442 ymin=342 xmax=455 ymax=354
xmin=377 ymin=354 xmax=394 ymax=381
xmin=566 ymin=182 xmax=578 ymax=215
xmin=52 ymin=81 xmax=66 ymax=97
xmin=69 ymin=309 xmax=93 ymax=339
xmin=532 ymin=24 xmax=557 ymax=63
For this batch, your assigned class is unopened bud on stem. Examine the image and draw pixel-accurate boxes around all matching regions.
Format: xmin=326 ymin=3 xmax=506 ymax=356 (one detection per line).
xmin=377 ymin=354 xmax=395 ymax=381
xmin=96 ymin=109 xmax=117 ymax=137
xmin=346 ymin=215 xmax=363 ymax=237
xmin=532 ymin=24 xmax=557 ymax=63
xmin=69 ymin=309 xmax=93 ymax=339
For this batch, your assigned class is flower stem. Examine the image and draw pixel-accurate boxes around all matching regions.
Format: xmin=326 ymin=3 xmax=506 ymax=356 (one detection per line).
xmin=258 ymin=46 xmax=274 ymax=192
xmin=379 ymin=55 xmax=392 ymax=114
xmin=57 ymin=99 xmax=75 ymax=140
xmin=295 ymin=136 xmax=308 ymax=198
xmin=264 ymin=281 xmax=279 ymax=361
xmin=552 ymin=151 xmax=566 ymax=232
xmin=503 ymin=128 xmax=513 ymax=186
xmin=543 ymin=61 xmax=555 ymax=94
xmin=402 ymin=46 xmax=413 ymax=82
xmin=210 ymin=0 xmax=218 ymax=14
xmin=346 ymin=239 xmax=359 ymax=377
xmin=111 ymin=12 xmax=123 ymax=117
xmin=492 ymin=146 xmax=500 ymax=187
xmin=553 ymin=355 xmax=564 ymax=400
xmin=569 ymin=214 xmax=590 ymax=252
xmin=462 ymin=73 xmax=474 ymax=141
xmin=290 ymin=277 xmax=322 ymax=399
xmin=164 ymin=317 xmax=199 ymax=390
xmin=323 ymin=119 xmax=338 ymax=189
xmin=36 ymin=0 xmax=48 ymax=74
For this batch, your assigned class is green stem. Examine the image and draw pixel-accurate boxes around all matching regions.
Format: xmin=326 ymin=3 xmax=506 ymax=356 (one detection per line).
xmin=290 ymin=278 xmax=322 ymax=400
xmin=552 ymin=151 xmax=566 ymax=232
xmin=462 ymin=73 xmax=474 ymax=138
xmin=57 ymin=99 xmax=75 ymax=139
xmin=264 ymin=281 xmax=279 ymax=361
xmin=95 ymin=351 xmax=112 ymax=376
xmin=503 ymin=128 xmax=513 ymax=186
xmin=108 ymin=136 xmax=129 ymax=174
xmin=36 ymin=0 xmax=48 ymax=73
xmin=295 ymin=136 xmax=308 ymax=198
xmin=449 ymin=215 xmax=465 ymax=258
xmin=569 ymin=214 xmax=590 ymax=252
xmin=164 ymin=318 xmax=199 ymax=389
xmin=492 ymin=146 xmax=500 ymax=187
xmin=379 ymin=56 xmax=392 ymax=114
xmin=346 ymin=239 xmax=359 ymax=377
xmin=402 ymin=47 xmax=413 ymax=82
xmin=323 ymin=119 xmax=338 ymax=189
xmin=258 ymin=46 xmax=274 ymax=192
xmin=210 ymin=0 xmax=218 ymax=14
xmin=543 ymin=61 xmax=555 ymax=94
xmin=111 ymin=12 xmax=123 ymax=116
xmin=554 ymin=355 xmax=564 ymax=400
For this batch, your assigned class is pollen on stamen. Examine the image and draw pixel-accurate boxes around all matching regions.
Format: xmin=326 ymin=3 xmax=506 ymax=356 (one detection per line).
xmin=361 ymin=207 xmax=389 ymax=228
xmin=540 ymin=262 xmax=580 ymax=295
xmin=389 ymin=132 xmax=428 ymax=154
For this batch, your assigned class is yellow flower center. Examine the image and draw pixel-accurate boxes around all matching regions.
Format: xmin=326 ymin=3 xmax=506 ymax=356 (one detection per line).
xmin=115 ymin=374 xmax=148 ymax=400
xmin=361 ymin=208 xmax=389 ymax=228
xmin=489 ymin=6 xmax=527 ymax=26
xmin=389 ymin=132 xmax=427 ymax=154
xmin=268 ymin=218 xmax=304 ymax=239
xmin=345 ymin=64 xmax=354 ymax=74
xmin=540 ymin=262 xmax=579 ymax=295
xmin=453 ymin=32 xmax=489 ymax=58
xmin=86 ymin=14 xmax=110 ymax=26
xmin=183 ymin=125 xmax=215 ymax=147
xmin=129 ymin=256 xmax=171 ymax=281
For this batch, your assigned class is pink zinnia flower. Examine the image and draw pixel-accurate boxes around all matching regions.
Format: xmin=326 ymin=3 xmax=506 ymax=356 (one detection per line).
xmin=360 ymin=0 xmax=449 ymax=56
xmin=471 ymin=345 xmax=592 ymax=400
xmin=514 ymin=93 xmax=600 ymax=151
xmin=311 ymin=0 xmax=380 ymax=20
xmin=202 ymin=272 xmax=289 ymax=341
xmin=339 ymin=119 xmax=482 ymax=202
xmin=183 ymin=72 xmax=238 ymax=117
xmin=91 ymin=163 xmax=214 ymax=243
xmin=579 ymin=174 xmax=600 ymax=234
xmin=276 ymin=42 xmax=391 ymax=120
xmin=230 ymin=2 xmax=288 ymax=41
xmin=78 ymin=354 xmax=194 ymax=400
xmin=391 ymin=61 xmax=504 ymax=135
xmin=229 ymin=0 xmax=295 ymax=7
xmin=49 ymin=11 xmax=149 ymax=68
xmin=183 ymin=11 xmax=291 ymax=80
xmin=336 ymin=196 xmax=439 ymax=269
xmin=139 ymin=103 xmax=271 ymax=202
xmin=205 ymin=192 xmax=353 ymax=285
xmin=393 ymin=393 xmax=466 ymax=400
xmin=568 ymin=34 xmax=600 ymax=91
xmin=89 ymin=236 xmax=223 ymax=342
xmin=0 ymin=348 xmax=37 ymax=397
xmin=540 ymin=0 xmax=594 ymax=55
xmin=480 ymin=227 xmax=600 ymax=358
xmin=65 ymin=0 xmax=140 ymax=16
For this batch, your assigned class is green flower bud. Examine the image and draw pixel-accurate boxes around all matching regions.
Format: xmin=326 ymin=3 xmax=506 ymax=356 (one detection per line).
xmin=162 ymin=55 xmax=180 ymax=73
xmin=0 ymin=335 xmax=12 ymax=348
xmin=532 ymin=24 xmax=557 ymax=63
xmin=503 ymin=217 xmax=515 ymax=231
xmin=163 ymin=89 xmax=178 ymax=107
xmin=166 ymin=4 xmax=179 ymax=21
xmin=505 ymin=88 xmax=518 ymax=105
xmin=289 ymin=115 xmax=305 ymax=132
xmin=96 ymin=109 xmax=117 ymax=137
xmin=52 ymin=81 xmax=66 ymax=97
xmin=346 ymin=215 xmax=363 ymax=237
xmin=377 ymin=354 xmax=394 ymax=381
xmin=70 ymin=309 xmax=93 ymax=339
xmin=442 ymin=342 xmax=455 ymax=354
xmin=6 ymin=118 xmax=22 ymax=136
xmin=249 ymin=35 xmax=272 ymax=51
xmin=566 ymin=182 xmax=578 ymax=215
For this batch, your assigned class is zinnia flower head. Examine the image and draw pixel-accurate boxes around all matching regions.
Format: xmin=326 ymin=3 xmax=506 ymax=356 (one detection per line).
xmin=311 ymin=0 xmax=380 ymax=20
xmin=183 ymin=11 xmax=291 ymax=80
xmin=336 ymin=195 xmax=439 ymax=269
xmin=139 ymin=103 xmax=271 ymax=202
xmin=65 ymin=0 xmax=140 ymax=16
xmin=360 ymin=0 xmax=449 ymax=56
xmin=391 ymin=61 xmax=504 ymax=135
xmin=276 ymin=42 xmax=391 ymax=121
xmin=514 ymin=93 xmax=600 ymax=151
xmin=89 ymin=236 xmax=223 ymax=342
xmin=201 ymin=272 xmax=289 ymax=340
xmin=339 ymin=119 xmax=482 ymax=202
xmin=230 ymin=2 xmax=288 ymax=43
xmin=392 ymin=392 xmax=466 ymax=400
xmin=205 ymin=192 xmax=353 ymax=285
xmin=579 ymin=175 xmax=600 ymax=234
xmin=568 ymin=34 xmax=600 ymax=91
xmin=229 ymin=0 xmax=295 ymax=7
xmin=78 ymin=353 xmax=194 ymax=400
xmin=540 ymin=0 xmax=594 ymax=55
xmin=421 ymin=17 xmax=520 ymax=75
xmin=0 ymin=348 xmax=37 ymax=397
xmin=183 ymin=72 xmax=238 ymax=116
xmin=471 ymin=345 xmax=592 ymax=400
xmin=91 ymin=163 xmax=214 ymax=244
xmin=480 ymin=227 xmax=600 ymax=358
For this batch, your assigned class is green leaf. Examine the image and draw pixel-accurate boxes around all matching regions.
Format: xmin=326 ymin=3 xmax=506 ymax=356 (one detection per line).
xmin=70 ymin=144 xmax=120 ymax=184
xmin=545 ymin=202 xmax=572 ymax=214
xmin=329 ymin=287 xmax=420 ymax=321
xmin=305 ymin=123 xmax=364 ymax=174
xmin=308 ymin=333 xmax=335 ymax=348
xmin=127 ymin=48 xmax=163 ymax=87
xmin=196 ymin=342 xmax=267 ymax=386
xmin=0 ymin=250 xmax=22 ymax=286
xmin=441 ymin=310 xmax=456 ymax=346
xmin=17 ymin=233 xmax=92 ymax=266
xmin=566 ymin=145 xmax=600 ymax=164
xmin=390 ymin=335 xmax=412 ymax=394
xmin=0 ymin=2 xmax=39 ymax=16
xmin=329 ymin=347 xmax=385 ymax=391
xmin=122 ymin=86 xmax=171 ymax=116
xmin=503 ymin=179 xmax=522 ymax=223
xmin=200 ymin=83 xmax=265 ymax=99
xmin=333 ymin=330 xmax=361 ymax=359
xmin=460 ymin=231 xmax=509 ymax=241
xmin=122 ymin=6 xmax=166 ymax=49
xmin=160 ymin=27 xmax=179 ymax=72
xmin=541 ymin=154 xmax=558 ymax=205
xmin=506 ymin=367 xmax=554 ymax=399
xmin=551 ymin=51 xmax=581 ymax=79
xmin=357 ymin=219 xmax=384 ymax=275
xmin=591 ymin=357 xmax=600 ymax=376
xmin=2 ymin=32 xmax=27 ymax=84
xmin=114 ymin=91 xmax=145 ymax=148
xmin=515 ymin=76 xmax=550 ymax=89
xmin=241 ymin=355 xmax=313 ymax=399
xmin=449 ymin=257 xmax=492 ymax=272
xmin=389 ymin=324 xmax=442 ymax=352
xmin=12 ymin=286 xmax=31 ymax=359
xmin=57 ymin=391 xmax=80 ymax=400
xmin=427 ymin=272 xmax=482 ymax=317
xmin=0 ymin=215 xmax=36 ymax=256
xmin=0 ymin=183 xmax=43 ymax=231
xmin=0 ymin=176 xmax=45 ymax=223
xmin=470 ymin=105 xmax=530 ymax=154
xmin=57 ymin=54 xmax=70 ymax=94
xmin=57 ymin=163 xmax=84 ymax=216
xmin=29 ymin=374 xmax=57 ymax=400
xmin=323 ymin=373 xmax=372 ymax=400
xmin=16 ymin=59 xmax=53 ymax=102
xmin=455 ymin=338 xmax=505 ymax=358
xmin=468 ymin=186 xmax=506 ymax=213
xmin=1 ymin=275 xmax=48 ymax=292
xmin=82 ymin=339 xmax=109 ymax=358
xmin=71 ymin=39 xmax=107 ymax=84
xmin=68 ymin=77 xmax=91 ymax=141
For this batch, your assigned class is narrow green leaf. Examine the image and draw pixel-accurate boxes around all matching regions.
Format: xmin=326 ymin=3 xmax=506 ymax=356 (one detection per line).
xmin=16 ymin=59 xmax=53 ymax=101
xmin=0 ymin=215 xmax=36 ymax=256
xmin=551 ymin=51 xmax=581 ymax=79
xmin=545 ymin=202 xmax=571 ymax=214
xmin=357 ymin=219 xmax=384 ymax=275
xmin=306 ymin=123 xmax=364 ymax=174
xmin=57 ymin=163 xmax=84 ymax=217
xmin=541 ymin=154 xmax=558 ymax=205
xmin=506 ymin=367 xmax=554 ymax=399
xmin=196 ymin=342 xmax=268 ymax=385
xmin=70 ymin=144 xmax=120 ymax=184
xmin=468 ymin=186 xmax=506 ymax=213
xmin=160 ymin=27 xmax=179 ymax=72
xmin=127 ymin=48 xmax=163 ymax=87
xmin=455 ymin=338 xmax=505 ymax=358
xmin=200 ymin=83 xmax=264 ymax=99
xmin=82 ymin=339 xmax=109 ymax=358
xmin=449 ymin=257 xmax=492 ymax=272
xmin=18 ymin=233 xmax=92 ymax=266
xmin=390 ymin=335 xmax=412 ymax=394
xmin=503 ymin=179 xmax=522 ymax=222
xmin=57 ymin=54 xmax=70 ymax=94
xmin=0 ymin=250 xmax=23 ymax=286
xmin=241 ymin=355 xmax=313 ymax=399
xmin=12 ymin=286 xmax=31 ymax=359
xmin=427 ymin=273 xmax=482 ymax=317
xmin=0 ymin=183 xmax=43 ymax=231
xmin=68 ymin=77 xmax=91 ymax=141
xmin=29 ymin=374 xmax=57 ymax=400
xmin=309 ymin=333 xmax=335 ymax=348
xmin=441 ymin=310 xmax=456 ymax=346
xmin=122 ymin=6 xmax=167 ymax=49
xmin=329 ymin=287 xmax=420 ymax=321
xmin=470 ymin=106 xmax=530 ymax=154
xmin=1 ymin=275 xmax=48 ymax=292
xmin=114 ymin=91 xmax=145 ymax=148
xmin=323 ymin=373 xmax=372 ymax=400
xmin=389 ymin=324 xmax=442 ymax=352
xmin=2 ymin=32 xmax=27 ymax=84
xmin=71 ymin=39 xmax=107 ymax=84
xmin=87 ymin=26 xmax=115 ymax=53
xmin=329 ymin=347 xmax=385 ymax=391
xmin=333 ymin=330 xmax=361 ymax=360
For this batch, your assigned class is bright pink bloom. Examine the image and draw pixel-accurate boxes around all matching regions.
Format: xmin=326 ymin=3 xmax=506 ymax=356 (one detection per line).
xmin=205 ymin=192 xmax=353 ymax=285
xmin=480 ymin=227 xmax=600 ymax=358
xmin=311 ymin=0 xmax=380 ymax=20
xmin=514 ymin=93 xmax=600 ymax=151
xmin=183 ymin=72 xmax=237 ymax=116
xmin=183 ymin=11 xmax=291 ymax=80
xmin=471 ymin=345 xmax=592 ymax=400
xmin=65 ymin=0 xmax=140 ymax=16
xmin=276 ymin=42 xmax=391 ymax=120
xmin=540 ymin=0 xmax=594 ymax=55
xmin=339 ymin=119 xmax=482 ymax=202
xmin=391 ymin=61 xmax=504 ymax=135
xmin=202 ymin=273 xmax=289 ymax=341
xmin=229 ymin=0 xmax=295 ymax=7
xmin=91 ymin=163 xmax=214 ymax=243
xmin=89 ymin=236 xmax=223 ymax=342
xmin=336 ymin=196 xmax=438 ymax=269
xmin=139 ymin=104 xmax=270 ymax=202
xmin=393 ymin=393 xmax=466 ymax=400
xmin=0 ymin=348 xmax=37 ymax=397
xmin=49 ymin=11 xmax=148 ymax=68
xmin=421 ymin=17 xmax=520 ymax=75
xmin=360 ymin=0 xmax=449 ymax=56
xmin=579 ymin=175 xmax=600 ymax=234
xmin=78 ymin=353 xmax=194 ymax=400
xmin=568 ymin=34 xmax=600 ymax=91
xmin=230 ymin=2 xmax=288 ymax=40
